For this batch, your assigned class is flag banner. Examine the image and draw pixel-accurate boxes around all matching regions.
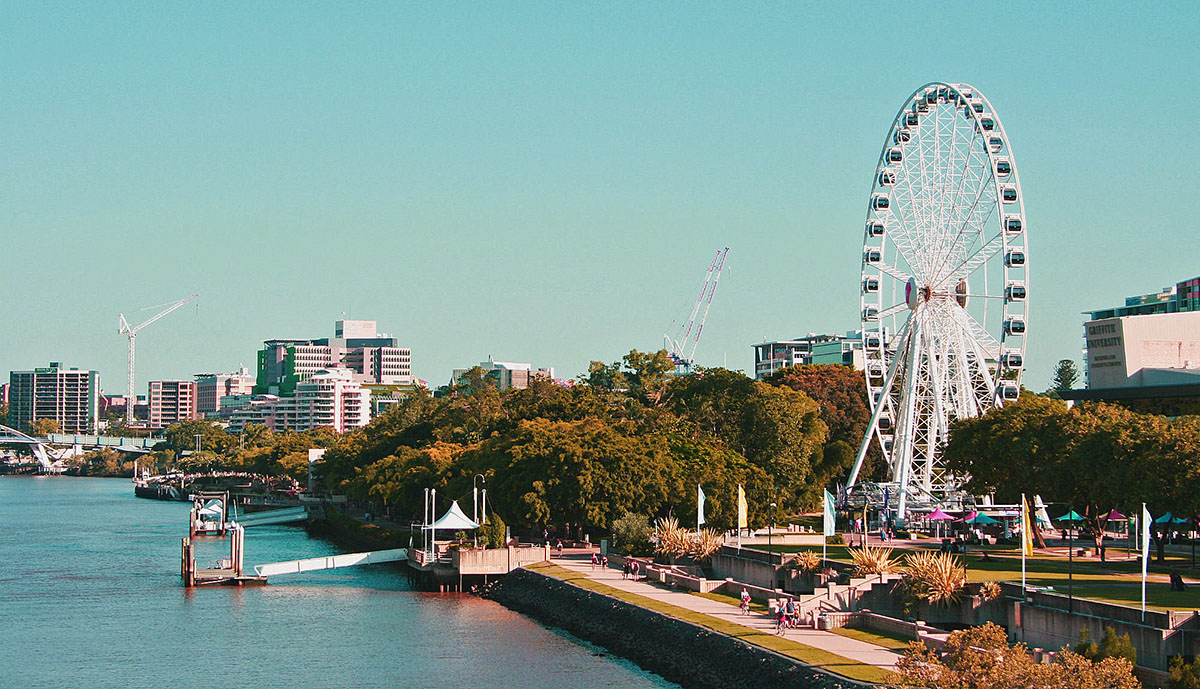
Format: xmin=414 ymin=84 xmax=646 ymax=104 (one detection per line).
xmin=697 ymin=485 xmax=706 ymax=526
xmin=823 ymin=489 xmax=836 ymax=538
xmin=737 ymin=485 xmax=748 ymax=530
xmin=1022 ymin=496 xmax=1034 ymax=557
xmin=1141 ymin=503 xmax=1151 ymax=618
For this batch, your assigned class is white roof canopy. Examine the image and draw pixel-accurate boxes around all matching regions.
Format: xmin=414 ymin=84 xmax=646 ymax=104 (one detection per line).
xmin=424 ymin=500 xmax=479 ymax=530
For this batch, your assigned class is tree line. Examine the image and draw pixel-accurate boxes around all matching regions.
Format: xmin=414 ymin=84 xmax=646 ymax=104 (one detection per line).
xmin=124 ymin=352 xmax=877 ymax=537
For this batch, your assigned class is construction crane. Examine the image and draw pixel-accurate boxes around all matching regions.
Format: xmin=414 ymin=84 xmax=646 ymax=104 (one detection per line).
xmin=118 ymin=294 xmax=199 ymax=424
xmin=664 ymin=247 xmax=729 ymax=373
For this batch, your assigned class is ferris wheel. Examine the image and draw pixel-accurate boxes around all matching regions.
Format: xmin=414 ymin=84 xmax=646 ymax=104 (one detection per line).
xmin=844 ymin=82 xmax=1028 ymax=521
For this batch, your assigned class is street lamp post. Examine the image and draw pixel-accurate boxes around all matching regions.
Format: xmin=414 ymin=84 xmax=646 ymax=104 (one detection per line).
xmin=473 ymin=473 xmax=486 ymax=523
xmin=769 ymin=502 xmax=777 ymax=550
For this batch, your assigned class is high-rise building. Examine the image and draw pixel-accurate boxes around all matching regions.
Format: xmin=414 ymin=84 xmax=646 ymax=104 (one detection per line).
xmin=194 ymin=368 xmax=255 ymax=415
xmin=147 ymin=380 xmax=198 ymax=429
xmin=228 ymin=368 xmax=370 ymax=433
xmin=8 ymin=363 xmax=100 ymax=434
xmin=256 ymin=320 xmax=412 ymax=395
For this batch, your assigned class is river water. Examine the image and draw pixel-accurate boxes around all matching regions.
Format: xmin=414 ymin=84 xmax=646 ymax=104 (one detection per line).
xmin=0 ymin=477 xmax=677 ymax=689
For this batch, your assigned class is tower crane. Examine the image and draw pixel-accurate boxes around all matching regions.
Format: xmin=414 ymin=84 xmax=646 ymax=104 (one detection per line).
xmin=118 ymin=294 xmax=199 ymax=424
xmin=664 ymin=247 xmax=729 ymax=373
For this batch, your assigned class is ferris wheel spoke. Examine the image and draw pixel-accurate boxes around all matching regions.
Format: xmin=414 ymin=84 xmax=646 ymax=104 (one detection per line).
xmin=945 ymin=232 xmax=1005 ymax=282
xmin=874 ymin=261 xmax=913 ymax=283
xmin=878 ymin=302 xmax=910 ymax=320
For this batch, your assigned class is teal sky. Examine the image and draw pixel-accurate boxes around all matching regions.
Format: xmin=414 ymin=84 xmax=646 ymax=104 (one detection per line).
xmin=3 ymin=2 xmax=1197 ymax=394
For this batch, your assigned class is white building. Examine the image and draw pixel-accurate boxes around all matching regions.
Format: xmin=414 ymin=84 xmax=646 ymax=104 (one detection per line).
xmin=1083 ymin=311 xmax=1200 ymax=389
xmin=228 ymin=369 xmax=370 ymax=434
xmin=194 ymin=368 xmax=255 ymax=415
xmin=452 ymin=357 xmax=554 ymax=391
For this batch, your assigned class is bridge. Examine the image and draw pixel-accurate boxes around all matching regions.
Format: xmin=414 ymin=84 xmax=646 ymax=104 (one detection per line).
xmin=1 ymin=424 xmax=65 ymax=472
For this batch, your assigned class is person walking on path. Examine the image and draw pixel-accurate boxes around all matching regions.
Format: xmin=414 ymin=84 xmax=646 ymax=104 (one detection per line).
xmin=590 ymin=553 xmax=599 ymax=569
xmin=556 ymin=540 xmax=564 ymax=558
xmin=622 ymin=560 xmax=630 ymax=579
xmin=601 ymin=554 xmax=608 ymax=569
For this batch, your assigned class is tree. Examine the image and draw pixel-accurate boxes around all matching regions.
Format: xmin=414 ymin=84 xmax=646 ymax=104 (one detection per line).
xmin=30 ymin=418 xmax=60 ymax=436
xmin=1076 ymin=627 xmax=1137 ymax=666
xmin=1051 ymin=359 xmax=1080 ymax=394
xmin=611 ymin=511 xmax=652 ymax=556
xmin=622 ymin=349 xmax=675 ymax=405
xmin=896 ymin=622 xmax=1141 ymax=689
xmin=0 ymin=402 xmax=8 ymax=426
xmin=478 ymin=512 xmax=506 ymax=549
xmin=1169 ymin=655 xmax=1200 ymax=689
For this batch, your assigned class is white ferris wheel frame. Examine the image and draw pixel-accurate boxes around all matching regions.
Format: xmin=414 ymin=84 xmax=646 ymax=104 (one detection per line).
xmin=845 ymin=82 xmax=1029 ymax=521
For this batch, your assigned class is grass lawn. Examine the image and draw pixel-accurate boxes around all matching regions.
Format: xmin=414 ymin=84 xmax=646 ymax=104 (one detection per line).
xmin=829 ymin=626 xmax=916 ymax=652
xmin=525 ymin=562 xmax=895 ymax=685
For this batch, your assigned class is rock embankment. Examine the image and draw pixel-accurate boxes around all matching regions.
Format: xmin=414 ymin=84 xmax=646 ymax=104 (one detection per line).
xmin=485 ymin=568 xmax=876 ymax=689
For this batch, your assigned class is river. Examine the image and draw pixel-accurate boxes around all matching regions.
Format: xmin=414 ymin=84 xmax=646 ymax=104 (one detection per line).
xmin=0 ymin=476 xmax=678 ymax=689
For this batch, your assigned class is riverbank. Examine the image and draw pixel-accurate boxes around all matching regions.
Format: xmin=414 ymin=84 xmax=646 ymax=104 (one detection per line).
xmin=485 ymin=564 xmax=882 ymax=689
xmin=305 ymin=508 xmax=412 ymax=552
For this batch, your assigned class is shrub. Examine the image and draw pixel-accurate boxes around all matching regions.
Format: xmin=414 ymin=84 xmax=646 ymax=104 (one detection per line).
xmin=654 ymin=516 xmax=691 ymax=560
xmin=826 ymin=533 xmax=845 ymax=545
xmin=1169 ymin=655 xmax=1200 ymax=689
xmin=611 ymin=512 xmax=652 ymax=556
xmin=979 ymin=581 xmax=1002 ymax=601
xmin=848 ymin=545 xmax=898 ymax=576
xmin=690 ymin=527 xmax=724 ymax=561
xmin=901 ymin=550 xmax=967 ymax=606
xmin=788 ymin=550 xmax=822 ymax=572
xmin=1076 ymin=626 xmax=1137 ymax=666
xmin=478 ymin=513 xmax=506 ymax=549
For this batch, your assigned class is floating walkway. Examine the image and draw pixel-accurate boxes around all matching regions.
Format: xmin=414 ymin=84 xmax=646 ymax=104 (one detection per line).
xmin=255 ymin=548 xmax=408 ymax=577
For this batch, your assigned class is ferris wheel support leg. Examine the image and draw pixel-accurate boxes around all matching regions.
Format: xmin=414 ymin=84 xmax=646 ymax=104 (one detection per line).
xmin=894 ymin=320 xmax=923 ymax=524
xmin=845 ymin=318 xmax=913 ymax=494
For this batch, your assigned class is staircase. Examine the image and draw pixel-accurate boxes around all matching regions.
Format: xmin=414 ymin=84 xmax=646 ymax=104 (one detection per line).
xmin=796 ymin=572 xmax=902 ymax=617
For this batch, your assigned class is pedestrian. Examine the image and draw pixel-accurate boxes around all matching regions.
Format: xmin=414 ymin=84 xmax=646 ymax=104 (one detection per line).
xmin=590 ymin=553 xmax=599 ymax=570
xmin=622 ymin=560 xmax=630 ymax=579
xmin=1099 ymin=543 xmax=1107 ymax=562
xmin=601 ymin=554 xmax=608 ymax=569
xmin=556 ymin=540 xmax=564 ymax=557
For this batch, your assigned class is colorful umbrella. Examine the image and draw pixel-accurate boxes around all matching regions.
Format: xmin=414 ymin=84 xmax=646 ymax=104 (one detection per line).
xmin=966 ymin=513 xmax=1001 ymax=525
xmin=955 ymin=510 xmax=978 ymax=522
xmin=926 ymin=508 xmax=954 ymax=521
xmin=1154 ymin=512 xmax=1173 ymax=524
xmin=1057 ymin=510 xmax=1085 ymax=522
xmin=1103 ymin=509 xmax=1128 ymax=521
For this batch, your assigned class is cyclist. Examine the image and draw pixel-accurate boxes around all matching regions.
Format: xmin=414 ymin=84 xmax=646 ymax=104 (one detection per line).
xmin=739 ymin=588 xmax=751 ymax=615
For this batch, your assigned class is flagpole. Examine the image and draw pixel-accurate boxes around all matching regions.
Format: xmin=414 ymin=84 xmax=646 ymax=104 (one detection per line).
xmin=1142 ymin=502 xmax=1148 ymax=622
xmin=1021 ymin=493 xmax=1027 ymax=596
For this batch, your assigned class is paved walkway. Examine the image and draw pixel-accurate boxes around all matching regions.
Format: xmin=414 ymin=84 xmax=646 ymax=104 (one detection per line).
xmin=552 ymin=553 xmax=901 ymax=672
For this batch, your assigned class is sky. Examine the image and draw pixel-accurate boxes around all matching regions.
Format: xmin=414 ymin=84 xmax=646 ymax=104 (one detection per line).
xmin=2 ymin=2 xmax=1197 ymax=395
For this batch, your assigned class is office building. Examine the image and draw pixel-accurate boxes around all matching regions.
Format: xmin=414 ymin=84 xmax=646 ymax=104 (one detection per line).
xmin=8 ymin=363 xmax=100 ymax=434
xmin=147 ymin=380 xmax=198 ymax=429
xmin=195 ymin=368 xmax=255 ymax=415
xmin=256 ymin=320 xmax=412 ymax=395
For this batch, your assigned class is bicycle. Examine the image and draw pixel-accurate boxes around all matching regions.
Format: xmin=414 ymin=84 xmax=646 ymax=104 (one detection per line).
xmin=739 ymin=598 xmax=751 ymax=616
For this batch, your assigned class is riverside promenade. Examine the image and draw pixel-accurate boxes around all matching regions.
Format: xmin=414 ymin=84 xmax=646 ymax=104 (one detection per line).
xmin=552 ymin=552 xmax=902 ymax=673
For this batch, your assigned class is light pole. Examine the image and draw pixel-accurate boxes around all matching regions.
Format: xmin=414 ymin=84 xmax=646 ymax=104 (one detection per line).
xmin=473 ymin=473 xmax=486 ymax=524
xmin=769 ymin=502 xmax=777 ymax=550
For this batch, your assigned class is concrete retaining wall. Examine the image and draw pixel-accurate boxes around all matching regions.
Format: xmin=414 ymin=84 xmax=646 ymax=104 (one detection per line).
xmin=485 ymin=568 xmax=873 ymax=689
